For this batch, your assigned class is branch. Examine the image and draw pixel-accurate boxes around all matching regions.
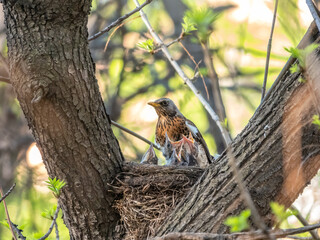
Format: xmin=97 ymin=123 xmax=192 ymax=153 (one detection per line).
xmin=38 ymin=205 xmax=60 ymax=240
xmin=290 ymin=205 xmax=320 ymax=240
xmin=0 ymin=75 xmax=10 ymax=84
xmin=261 ymin=0 xmax=279 ymax=102
xmin=10 ymin=221 xmax=26 ymax=240
xmin=0 ymin=183 xmax=15 ymax=203
xmin=151 ymin=222 xmax=320 ymax=240
xmin=132 ymin=0 xmax=231 ymax=146
xmin=0 ymin=186 xmax=17 ymax=240
xmin=306 ymin=0 xmax=320 ymax=32
xmin=110 ymin=120 xmax=160 ymax=150
xmin=88 ymin=0 xmax=153 ymax=41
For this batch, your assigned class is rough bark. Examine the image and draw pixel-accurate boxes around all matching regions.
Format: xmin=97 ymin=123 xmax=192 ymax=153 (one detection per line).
xmin=154 ymin=22 xmax=320 ymax=235
xmin=1 ymin=0 xmax=123 ymax=239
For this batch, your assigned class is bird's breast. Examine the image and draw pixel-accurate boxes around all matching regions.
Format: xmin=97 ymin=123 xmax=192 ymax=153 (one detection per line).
xmin=155 ymin=116 xmax=190 ymax=147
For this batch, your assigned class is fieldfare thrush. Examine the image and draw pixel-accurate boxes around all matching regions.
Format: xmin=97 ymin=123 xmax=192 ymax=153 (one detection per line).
xmin=148 ymin=98 xmax=212 ymax=167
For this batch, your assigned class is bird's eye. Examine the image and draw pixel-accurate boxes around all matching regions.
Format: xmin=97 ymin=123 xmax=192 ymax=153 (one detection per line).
xmin=162 ymin=101 xmax=168 ymax=106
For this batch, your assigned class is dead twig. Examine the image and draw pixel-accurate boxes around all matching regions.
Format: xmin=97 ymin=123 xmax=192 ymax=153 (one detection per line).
xmin=151 ymin=222 xmax=320 ymax=240
xmin=10 ymin=221 xmax=26 ymax=240
xmin=261 ymin=0 xmax=279 ymax=102
xmin=0 ymin=186 xmax=17 ymax=240
xmin=0 ymin=75 xmax=10 ymax=84
xmin=290 ymin=205 xmax=320 ymax=240
xmin=111 ymin=120 xmax=160 ymax=150
xmin=88 ymin=0 xmax=153 ymax=41
xmin=0 ymin=183 xmax=15 ymax=203
xmin=306 ymin=0 xmax=320 ymax=32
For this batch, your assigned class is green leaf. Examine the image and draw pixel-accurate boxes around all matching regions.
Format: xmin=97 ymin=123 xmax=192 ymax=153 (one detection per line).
xmin=224 ymin=209 xmax=251 ymax=232
xmin=312 ymin=115 xmax=320 ymax=129
xmin=182 ymin=16 xmax=197 ymax=34
xmin=184 ymin=8 xmax=219 ymax=43
xmin=270 ymin=202 xmax=297 ymax=224
xmin=0 ymin=220 xmax=10 ymax=229
xmin=285 ymin=44 xmax=318 ymax=69
xmin=45 ymin=177 xmax=66 ymax=198
xmin=41 ymin=204 xmax=57 ymax=220
xmin=137 ymin=39 xmax=154 ymax=52
xmin=289 ymin=63 xmax=300 ymax=74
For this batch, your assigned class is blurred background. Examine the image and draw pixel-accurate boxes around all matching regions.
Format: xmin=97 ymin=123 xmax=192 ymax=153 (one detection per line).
xmin=0 ymin=0 xmax=319 ymax=239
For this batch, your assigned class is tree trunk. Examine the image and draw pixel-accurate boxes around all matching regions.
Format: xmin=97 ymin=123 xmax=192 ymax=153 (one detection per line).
xmin=155 ymin=22 xmax=320 ymax=235
xmin=2 ymin=0 xmax=123 ymax=239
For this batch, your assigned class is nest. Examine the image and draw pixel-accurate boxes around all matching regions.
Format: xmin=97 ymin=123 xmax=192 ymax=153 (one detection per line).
xmin=111 ymin=163 xmax=204 ymax=240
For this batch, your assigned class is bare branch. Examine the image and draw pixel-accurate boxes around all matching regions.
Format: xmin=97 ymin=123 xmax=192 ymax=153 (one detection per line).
xmin=307 ymin=0 xmax=320 ymax=32
xmin=132 ymin=0 xmax=231 ymax=146
xmin=88 ymin=0 xmax=153 ymax=42
xmin=0 ymin=183 xmax=15 ymax=203
xmin=151 ymin=222 xmax=320 ymax=240
xmin=38 ymin=205 xmax=61 ymax=240
xmin=261 ymin=0 xmax=279 ymax=102
xmin=0 ymin=75 xmax=10 ymax=84
xmin=290 ymin=205 xmax=320 ymax=240
xmin=111 ymin=120 xmax=160 ymax=150
xmin=10 ymin=221 xmax=26 ymax=240
xmin=0 ymin=186 xmax=17 ymax=240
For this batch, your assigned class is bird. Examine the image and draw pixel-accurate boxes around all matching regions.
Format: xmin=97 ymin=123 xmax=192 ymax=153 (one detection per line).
xmin=140 ymin=144 xmax=158 ymax=165
xmin=148 ymin=98 xmax=212 ymax=167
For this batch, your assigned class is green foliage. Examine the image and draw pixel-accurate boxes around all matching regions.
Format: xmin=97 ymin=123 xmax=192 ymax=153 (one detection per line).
xmin=184 ymin=8 xmax=219 ymax=43
xmin=41 ymin=204 xmax=57 ymax=220
xmin=45 ymin=177 xmax=66 ymax=198
xmin=182 ymin=16 xmax=197 ymax=35
xmin=312 ymin=115 xmax=320 ymax=129
xmin=137 ymin=39 xmax=155 ymax=52
xmin=270 ymin=202 xmax=297 ymax=225
xmin=285 ymin=44 xmax=318 ymax=70
xmin=0 ymin=220 xmax=9 ymax=229
xmin=224 ymin=209 xmax=251 ymax=232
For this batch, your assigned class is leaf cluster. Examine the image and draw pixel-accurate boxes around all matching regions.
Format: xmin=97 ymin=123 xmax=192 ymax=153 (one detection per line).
xmin=41 ymin=204 xmax=57 ymax=220
xmin=270 ymin=201 xmax=297 ymax=225
xmin=224 ymin=209 xmax=251 ymax=232
xmin=45 ymin=177 xmax=66 ymax=198
xmin=312 ymin=115 xmax=320 ymax=129
xmin=137 ymin=39 xmax=154 ymax=53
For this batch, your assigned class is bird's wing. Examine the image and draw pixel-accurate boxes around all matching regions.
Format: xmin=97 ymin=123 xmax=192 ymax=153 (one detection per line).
xmin=185 ymin=119 xmax=212 ymax=163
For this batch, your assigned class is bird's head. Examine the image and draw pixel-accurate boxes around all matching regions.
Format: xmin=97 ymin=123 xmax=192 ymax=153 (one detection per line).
xmin=148 ymin=98 xmax=179 ymax=117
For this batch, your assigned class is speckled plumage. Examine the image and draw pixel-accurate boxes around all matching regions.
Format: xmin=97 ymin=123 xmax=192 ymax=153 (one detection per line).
xmin=148 ymin=98 xmax=212 ymax=167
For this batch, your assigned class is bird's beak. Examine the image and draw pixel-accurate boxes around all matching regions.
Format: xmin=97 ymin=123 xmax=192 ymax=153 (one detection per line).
xmin=148 ymin=101 xmax=160 ymax=108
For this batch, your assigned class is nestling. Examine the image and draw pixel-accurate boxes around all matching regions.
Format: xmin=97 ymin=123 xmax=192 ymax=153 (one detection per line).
xmin=148 ymin=98 xmax=212 ymax=167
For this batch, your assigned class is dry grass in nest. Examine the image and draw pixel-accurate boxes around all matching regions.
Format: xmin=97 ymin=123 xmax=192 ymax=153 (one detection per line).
xmin=111 ymin=165 xmax=201 ymax=240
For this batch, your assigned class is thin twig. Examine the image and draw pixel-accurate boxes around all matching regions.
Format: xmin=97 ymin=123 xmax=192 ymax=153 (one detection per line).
xmin=10 ymin=221 xmax=26 ymax=240
xmin=0 ymin=186 xmax=17 ymax=240
xmin=38 ymin=205 xmax=61 ymax=240
xmin=111 ymin=120 xmax=160 ymax=150
xmin=261 ymin=0 xmax=279 ymax=102
xmin=54 ymin=220 xmax=60 ymax=240
xmin=88 ymin=0 xmax=153 ymax=41
xmin=307 ymin=0 xmax=320 ymax=32
xmin=179 ymin=41 xmax=210 ymax=100
xmin=290 ymin=205 xmax=320 ymax=239
xmin=132 ymin=0 xmax=231 ymax=146
xmin=0 ymin=75 xmax=10 ymax=84
xmin=151 ymin=222 xmax=320 ymax=240
xmin=0 ymin=183 xmax=15 ymax=203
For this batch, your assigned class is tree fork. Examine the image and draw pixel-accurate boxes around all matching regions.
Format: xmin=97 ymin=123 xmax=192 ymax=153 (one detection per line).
xmin=2 ymin=0 xmax=124 ymax=239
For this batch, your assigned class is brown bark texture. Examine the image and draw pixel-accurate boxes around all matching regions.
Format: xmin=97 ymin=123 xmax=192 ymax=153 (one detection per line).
xmin=1 ymin=0 xmax=123 ymax=239
xmin=155 ymin=22 xmax=320 ymax=235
